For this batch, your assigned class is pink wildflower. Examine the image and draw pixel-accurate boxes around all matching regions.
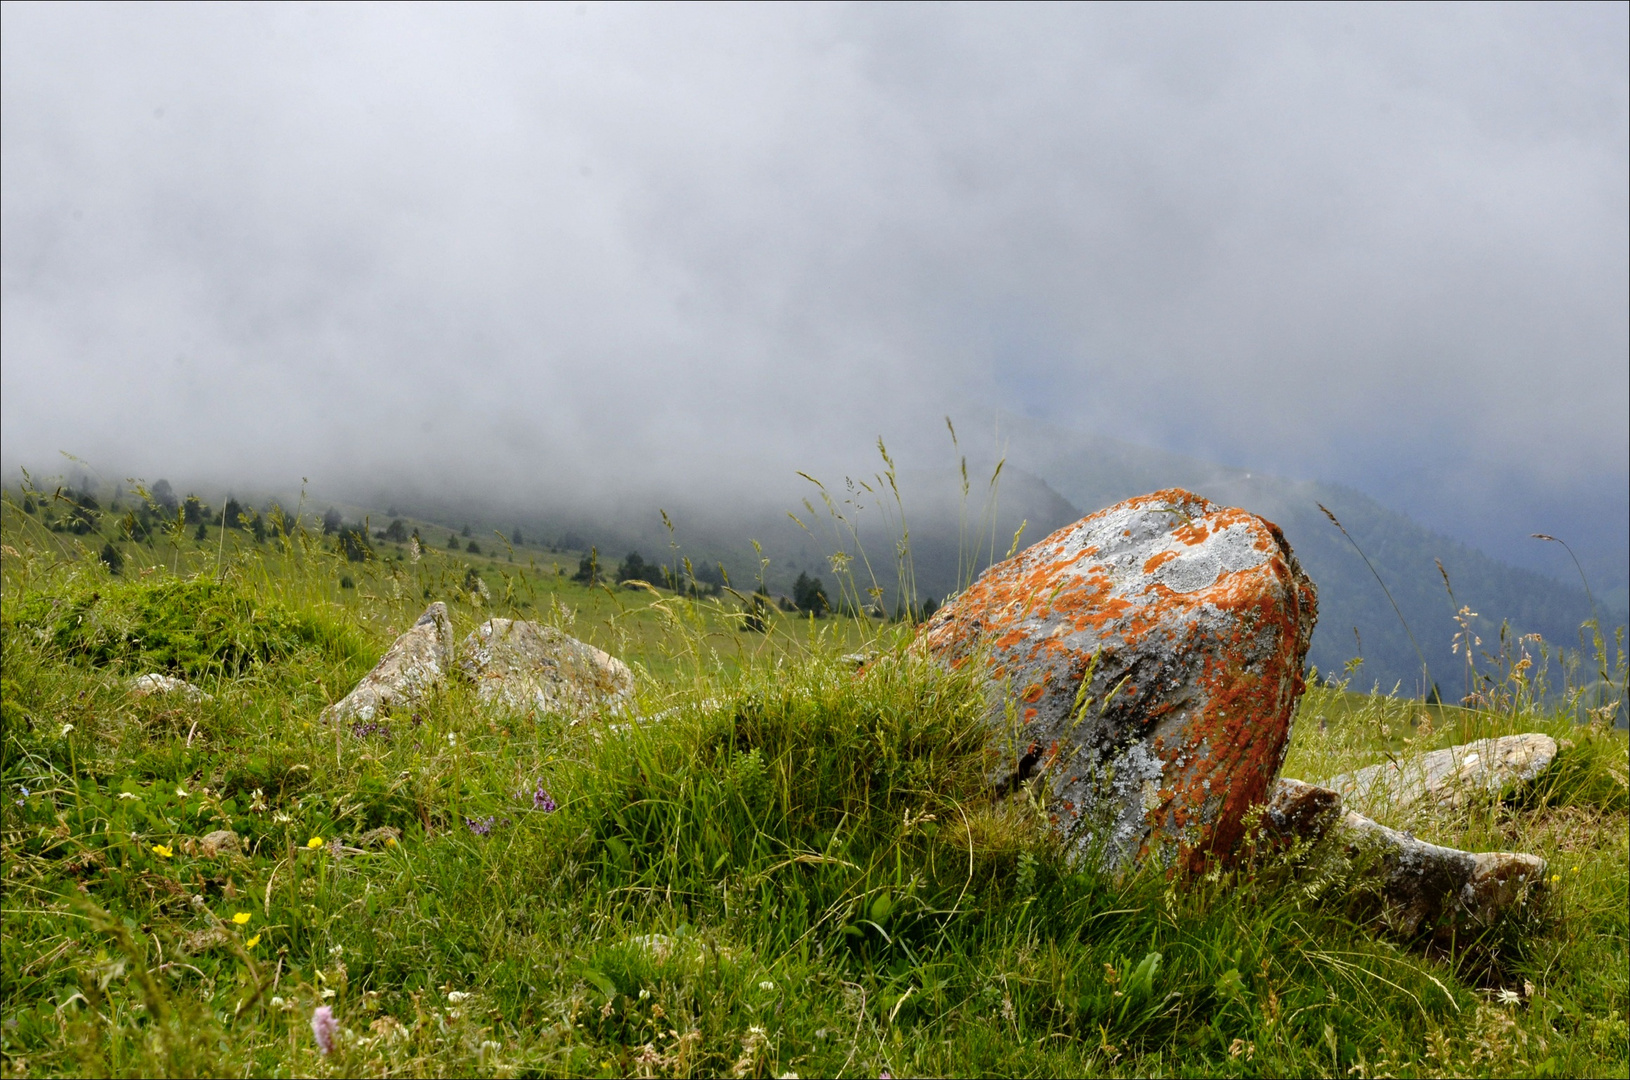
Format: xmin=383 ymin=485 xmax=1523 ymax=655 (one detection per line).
xmin=311 ymin=1005 xmax=336 ymax=1055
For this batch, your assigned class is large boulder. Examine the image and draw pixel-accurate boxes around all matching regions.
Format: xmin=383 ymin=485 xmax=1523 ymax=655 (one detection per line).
xmin=914 ymin=488 xmax=1317 ymax=872
xmin=321 ymin=602 xmax=454 ymax=723
xmin=457 ymin=618 xmax=634 ymax=718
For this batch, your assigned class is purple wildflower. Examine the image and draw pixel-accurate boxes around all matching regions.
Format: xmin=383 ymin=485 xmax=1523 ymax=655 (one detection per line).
xmin=311 ymin=1005 xmax=336 ymax=1055
xmin=533 ymin=786 xmax=556 ymax=813
xmin=465 ymin=815 xmax=495 ymax=836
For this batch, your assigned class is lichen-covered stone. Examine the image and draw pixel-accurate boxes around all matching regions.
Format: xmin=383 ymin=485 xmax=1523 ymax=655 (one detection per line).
xmin=1340 ymin=810 xmax=1546 ymax=937
xmin=321 ymin=602 xmax=453 ymax=723
xmin=913 ymin=488 xmax=1317 ymax=872
xmin=1322 ymin=734 xmax=1558 ymax=817
xmin=1264 ymin=777 xmax=1547 ymax=937
xmin=457 ymin=618 xmax=634 ymax=718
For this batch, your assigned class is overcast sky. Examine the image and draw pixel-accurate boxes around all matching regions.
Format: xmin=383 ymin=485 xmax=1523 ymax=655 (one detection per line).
xmin=3 ymin=2 xmax=1626 ymax=569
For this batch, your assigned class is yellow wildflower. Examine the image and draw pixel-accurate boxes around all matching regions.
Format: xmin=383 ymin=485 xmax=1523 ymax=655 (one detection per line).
xmin=151 ymin=844 xmax=173 ymax=859
xmin=232 ymin=912 xmax=252 ymax=925
xmin=307 ymin=836 xmax=324 ymax=849
xmin=246 ymin=934 xmax=261 ymax=948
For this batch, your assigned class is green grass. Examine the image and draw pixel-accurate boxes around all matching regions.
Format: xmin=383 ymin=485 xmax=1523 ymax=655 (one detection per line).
xmin=2 ymin=498 xmax=1626 ymax=1078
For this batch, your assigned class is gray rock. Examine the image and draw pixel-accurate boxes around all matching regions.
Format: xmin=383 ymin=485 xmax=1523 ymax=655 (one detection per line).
xmin=1264 ymin=776 xmax=1547 ymax=937
xmin=1260 ymin=777 xmax=1344 ymax=843
xmin=1341 ymin=810 xmax=1546 ymax=937
xmin=131 ymin=673 xmax=212 ymax=702
xmin=1322 ymin=733 xmax=1558 ymax=816
xmin=321 ymin=602 xmax=453 ymax=723
xmin=457 ymin=618 xmax=634 ymax=718
xmin=913 ymin=489 xmax=1318 ymax=873
xmin=198 ymin=829 xmax=241 ymax=857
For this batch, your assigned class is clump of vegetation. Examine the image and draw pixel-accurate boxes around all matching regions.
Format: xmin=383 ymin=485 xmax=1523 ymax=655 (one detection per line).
xmin=573 ymin=546 xmax=602 ymax=585
xmin=0 ymin=480 xmax=1625 ymax=1079
xmin=792 ymin=571 xmax=830 ymax=615
xmin=4 ymin=574 xmax=367 ymax=682
xmin=616 ymin=550 xmax=666 ymax=588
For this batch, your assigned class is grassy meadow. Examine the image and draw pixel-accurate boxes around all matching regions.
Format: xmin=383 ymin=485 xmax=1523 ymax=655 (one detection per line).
xmin=1 ymin=490 xmax=1626 ymax=1079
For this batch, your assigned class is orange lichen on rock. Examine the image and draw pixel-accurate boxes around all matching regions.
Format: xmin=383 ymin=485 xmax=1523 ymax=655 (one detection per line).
xmin=912 ymin=488 xmax=1317 ymax=873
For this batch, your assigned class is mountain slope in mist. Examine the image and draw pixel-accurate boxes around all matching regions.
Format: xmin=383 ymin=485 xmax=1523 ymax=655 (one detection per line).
xmin=997 ymin=417 xmax=1623 ymax=698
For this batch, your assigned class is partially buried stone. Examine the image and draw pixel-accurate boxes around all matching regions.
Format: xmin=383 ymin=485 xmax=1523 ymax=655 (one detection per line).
xmin=1260 ymin=777 xmax=1344 ymax=843
xmin=914 ymin=488 xmax=1318 ymax=872
xmin=1322 ymin=733 xmax=1558 ymax=817
xmin=1262 ymin=777 xmax=1547 ymax=938
xmin=1341 ymin=810 xmax=1546 ymax=937
xmin=198 ymin=830 xmax=241 ymax=857
xmin=131 ymin=673 xmax=212 ymax=702
xmin=458 ymin=618 xmax=634 ymax=718
xmin=321 ymin=602 xmax=453 ymax=723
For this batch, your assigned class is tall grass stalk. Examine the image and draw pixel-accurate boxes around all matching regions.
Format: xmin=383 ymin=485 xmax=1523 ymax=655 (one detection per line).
xmin=1320 ymin=501 xmax=1436 ymax=699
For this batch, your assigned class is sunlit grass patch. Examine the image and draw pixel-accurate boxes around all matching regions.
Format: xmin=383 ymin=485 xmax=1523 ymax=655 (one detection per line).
xmin=1 ymin=494 xmax=1625 ymax=1079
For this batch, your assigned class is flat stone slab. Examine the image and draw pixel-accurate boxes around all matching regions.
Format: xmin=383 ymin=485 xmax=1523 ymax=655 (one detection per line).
xmin=1264 ymin=777 xmax=1547 ymax=938
xmin=321 ymin=602 xmax=454 ymax=723
xmin=914 ymin=488 xmax=1318 ymax=872
xmin=131 ymin=673 xmax=212 ymax=702
xmin=1321 ymin=734 xmax=1558 ymax=816
xmin=1341 ymin=809 xmax=1546 ymax=937
xmin=457 ymin=618 xmax=634 ymax=718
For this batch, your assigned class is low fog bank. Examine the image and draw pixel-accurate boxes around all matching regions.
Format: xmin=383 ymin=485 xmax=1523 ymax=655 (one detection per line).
xmin=11 ymin=416 xmax=1620 ymax=705
xmin=4 ymin=4 xmax=1626 ymax=609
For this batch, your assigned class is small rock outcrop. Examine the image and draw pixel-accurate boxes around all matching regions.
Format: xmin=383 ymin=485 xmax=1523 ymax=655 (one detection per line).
xmin=914 ymin=488 xmax=1318 ymax=872
xmin=321 ymin=602 xmax=454 ymax=723
xmin=198 ymin=830 xmax=241 ymax=857
xmin=457 ymin=618 xmax=634 ymax=718
xmin=1323 ymin=733 xmax=1558 ymax=816
xmin=320 ymin=606 xmax=634 ymax=725
xmin=131 ymin=673 xmax=212 ymax=702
